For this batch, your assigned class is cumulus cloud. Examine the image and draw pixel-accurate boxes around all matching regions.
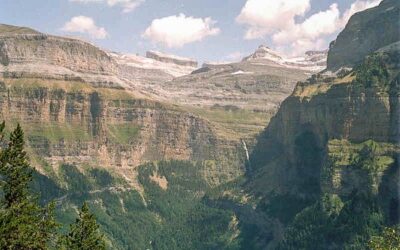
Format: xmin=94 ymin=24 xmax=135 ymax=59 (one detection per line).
xmin=69 ymin=0 xmax=144 ymax=13
xmin=237 ymin=0 xmax=381 ymax=55
xmin=106 ymin=0 xmax=144 ymax=13
xmin=272 ymin=3 xmax=341 ymax=53
xmin=142 ymin=14 xmax=220 ymax=48
xmin=236 ymin=0 xmax=310 ymax=39
xmin=62 ymin=16 xmax=108 ymax=39
xmin=340 ymin=0 xmax=381 ymax=27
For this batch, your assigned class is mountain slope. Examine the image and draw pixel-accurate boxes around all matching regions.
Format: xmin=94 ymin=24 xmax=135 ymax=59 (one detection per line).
xmin=0 ymin=24 xmax=252 ymax=249
xmin=327 ymin=0 xmax=400 ymax=71
xmin=234 ymin=0 xmax=400 ymax=248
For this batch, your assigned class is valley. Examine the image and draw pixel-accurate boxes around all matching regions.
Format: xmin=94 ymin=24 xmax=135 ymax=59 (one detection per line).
xmin=0 ymin=0 xmax=399 ymax=248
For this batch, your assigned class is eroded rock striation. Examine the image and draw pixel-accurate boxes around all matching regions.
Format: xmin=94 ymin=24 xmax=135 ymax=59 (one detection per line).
xmin=327 ymin=0 xmax=400 ymax=71
xmin=146 ymin=50 xmax=198 ymax=68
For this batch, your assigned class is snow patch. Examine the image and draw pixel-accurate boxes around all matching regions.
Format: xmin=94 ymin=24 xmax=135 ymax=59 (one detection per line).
xmin=109 ymin=52 xmax=196 ymax=77
xmin=231 ymin=70 xmax=254 ymax=75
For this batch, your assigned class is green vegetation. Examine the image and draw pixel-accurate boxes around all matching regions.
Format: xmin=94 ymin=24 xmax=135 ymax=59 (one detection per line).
xmin=107 ymin=124 xmax=141 ymax=144
xmin=184 ymin=105 xmax=272 ymax=139
xmin=23 ymin=159 xmax=245 ymax=249
xmin=137 ymin=161 xmax=238 ymax=249
xmin=0 ymin=123 xmax=58 ymax=249
xmin=28 ymin=123 xmax=92 ymax=143
xmin=0 ymin=123 xmax=108 ymax=249
xmin=369 ymin=226 xmax=400 ymax=250
xmin=353 ymin=53 xmax=391 ymax=90
xmin=59 ymin=202 xmax=106 ymax=250
xmin=276 ymin=139 xmax=399 ymax=249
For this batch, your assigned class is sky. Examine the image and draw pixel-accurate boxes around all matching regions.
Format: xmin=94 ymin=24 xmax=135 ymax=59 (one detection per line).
xmin=0 ymin=0 xmax=381 ymax=63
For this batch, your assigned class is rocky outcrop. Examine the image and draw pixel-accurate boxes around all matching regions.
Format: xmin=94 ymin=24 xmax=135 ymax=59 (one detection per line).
xmin=146 ymin=50 xmax=198 ymax=68
xmin=156 ymin=58 xmax=310 ymax=113
xmin=0 ymin=78 xmax=245 ymax=185
xmin=327 ymin=0 xmax=400 ymax=71
xmin=0 ymin=24 xmax=123 ymax=88
xmin=109 ymin=52 xmax=196 ymax=86
xmin=242 ymin=45 xmax=283 ymax=62
xmin=250 ymin=50 xmax=399 ymax=189
xmin=242 ymin=45 xmax=327 ymax=72
xmin=245 ymin=48 xmax=400 ymax=249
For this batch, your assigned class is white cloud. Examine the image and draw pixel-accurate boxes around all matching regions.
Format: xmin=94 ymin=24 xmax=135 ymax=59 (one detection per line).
xmin=236 ymin=0 xmax=311 ymax=39
xmin=106 ymin=0 xmax=144 ymax=13
xmin=62 ymin=16 xmax=108 ymax=39
xmin=237 ymin=0 xmax=381 ymax=55
xmin=340 ymin=0 xmax=381 ymax=27
xmin=142 ymin=14 xmax=220 ymax=48
xmin=69 ymin=0 xmax=144 ymax=13
xmin=272 ymin=4 xmax=340 ymax=49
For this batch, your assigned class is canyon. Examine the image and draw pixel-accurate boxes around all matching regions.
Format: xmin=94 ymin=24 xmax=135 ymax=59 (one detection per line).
xmin=0 ymin=0 xmax=399 ymax=248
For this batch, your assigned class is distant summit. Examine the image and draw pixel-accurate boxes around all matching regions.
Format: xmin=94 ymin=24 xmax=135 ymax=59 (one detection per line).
xmin=146 ymin=50 xmax=198 ymax=68
xmin=242 ymin=45 xmax=283 ymax=62
xmin=243 ymin=45 xmax=328 ymax=72
xmin=0 ymin=23 xmax=39 ymax=35
xmin=327 ymin=0 xmax=400 ymax=70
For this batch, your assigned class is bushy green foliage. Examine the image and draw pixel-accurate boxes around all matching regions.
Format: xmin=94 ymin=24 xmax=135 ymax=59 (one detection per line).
xmin=259 ymin=193 xmax=314 ymax=225
xmin=354 ymin=53 xmax=390 ymax=90
xmin=279 ymin=193 xmax=383 ymax=250
xmin=138 ymin=161 xmax=237 ymax=250
xmin=369 ymin=226 xmax=400 ymax=250
xmin=0 ymin=123 xmax=58 ymax=249
xmin=350 ymin=141 xmax=385 ymax=173
xmin=277 ymin=141 xmax=395 ymax=250
xmin=59 ymin=202 xmax=106 ymax=250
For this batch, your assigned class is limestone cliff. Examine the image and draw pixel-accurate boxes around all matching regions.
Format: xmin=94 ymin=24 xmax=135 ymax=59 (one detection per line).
xmin=0 ymin=24 xmax=123 ymax=88
xmin=244 ymin=47 xmax=400 ymax=250
xmin=0 ymin=77 xmax=246 ymax=186
xmin=327 ymin=0 xmax=400 ymax=71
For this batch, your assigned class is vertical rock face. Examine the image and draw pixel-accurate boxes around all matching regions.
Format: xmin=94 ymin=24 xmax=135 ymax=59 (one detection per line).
xmin=245 ymin=48 xmax=400 ymax=248
xmin=0 ymin=78 xmax=245 ymax=184
xmin=327 ymin=0 xmax=400 ymax=71
xmin=0 ymin=25 xmax=124 ymax=87
xmin=251 ymin=51 xmax=399 ymax=186
xmin=0 ymin=23 xmax=251 ymax=187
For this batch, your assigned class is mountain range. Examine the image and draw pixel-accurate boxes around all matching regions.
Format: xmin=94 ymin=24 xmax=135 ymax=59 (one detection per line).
xmin=0 ymin=0 xmax=399 ymax=248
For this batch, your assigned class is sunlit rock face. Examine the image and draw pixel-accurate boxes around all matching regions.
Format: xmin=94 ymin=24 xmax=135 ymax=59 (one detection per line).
xmin=327 ymin=0 xmax=400 ymax=71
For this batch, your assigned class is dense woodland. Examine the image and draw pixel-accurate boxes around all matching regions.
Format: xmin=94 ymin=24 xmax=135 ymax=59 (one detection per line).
xmin=0 ymin=122 xmax=399 ymax=249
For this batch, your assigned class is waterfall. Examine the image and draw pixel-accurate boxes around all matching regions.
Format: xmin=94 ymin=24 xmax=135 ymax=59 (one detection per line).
xmin=241 ymin=139 xmax=250 ymax=162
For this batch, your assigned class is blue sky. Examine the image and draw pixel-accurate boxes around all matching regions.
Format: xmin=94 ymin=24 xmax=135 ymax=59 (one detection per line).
xmin=0 ymin=0 xmax=381 ymax=63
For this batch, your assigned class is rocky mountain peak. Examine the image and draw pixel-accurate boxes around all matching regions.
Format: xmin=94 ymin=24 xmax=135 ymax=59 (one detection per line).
xmin=326 ymin=0 xmax=399 ymax=71
xmin=242 ymin=45 xmax=328 ymax=72
xmin=242 ymin=45 xmax=283 ymax=62
xmin=0 ymin=23 xmax=40 ymax=36
xmin=146 ymin=50 xmax=198 ymax=68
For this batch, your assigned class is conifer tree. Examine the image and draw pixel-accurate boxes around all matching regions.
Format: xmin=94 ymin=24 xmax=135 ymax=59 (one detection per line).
xmin=0 ymin=123 xmax=57 ymax=249
xmin=369 ymin=226 xmax=400 ymax=250
xmin=62 ymin=202 xmax=106 ymax=250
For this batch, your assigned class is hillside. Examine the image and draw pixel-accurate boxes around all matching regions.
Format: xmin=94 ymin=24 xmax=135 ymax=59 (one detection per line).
xmin=1 ymin=0 xmax=397 ymax=247
xmin=224 ymin=0 xmax=400 ymax=248
xmin=327 ymin=0 xmax=399 ymax=71
xmin=0 ymin=23 xmax=273 ymax=248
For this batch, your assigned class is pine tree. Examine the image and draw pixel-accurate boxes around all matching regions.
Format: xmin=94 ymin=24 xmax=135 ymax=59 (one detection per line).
xmin=0 ymin=123 xmax=58 ymax=249
xmin=369 ymin=226 xmax=400 ymax=250
xmin=62 ymin=202 xmax=106 ymax=250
